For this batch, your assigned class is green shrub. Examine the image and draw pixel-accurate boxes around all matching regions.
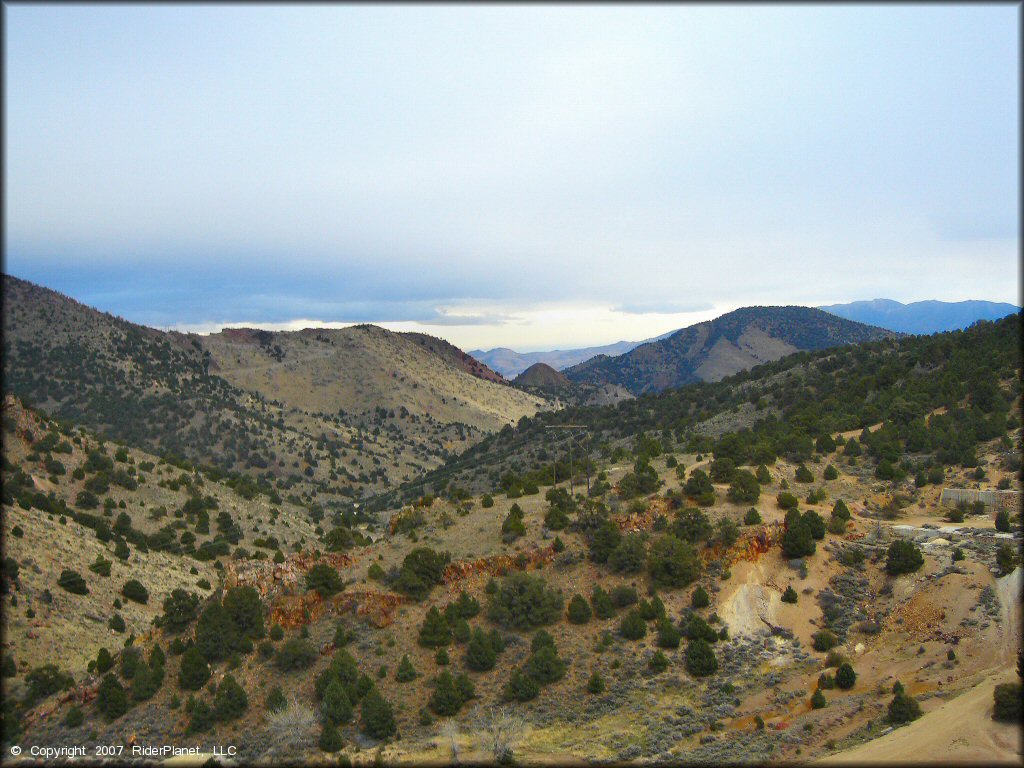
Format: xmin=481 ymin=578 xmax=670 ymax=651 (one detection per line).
xmin=465 ymin=628 xmax=498 ymax=672
xmin=656 ymin=617 xmax=682 ymax=649
xmin=57 ymin=569 xmax=89 ymax=595
xmin=319 ymin=722 xmax=343 ymax=752
xmin=213 ymin=674 xmax=248 ymax=721
xmin=108 ymin=614 xmax=126 ymax=633
xmin=322 ymin=679 xmax=354 ymax=725
xmin=835 ymin=663 xmax=856 ymax=690
xmin=97 ymin=673 xmax=129 ymax=720
xmin=782 ymin=516 xmax=815 ymax=558
xmin=590 ymin=586 xmax=616 ymax=619
xmin=885 ymin=540 xmax=924 ymax=575
xmin=418 ymin=607 xmax=452 ymax=647
xmin=64 ymin=705 xmax=84 ymax=728
xmin=266 ymin=685 xmax=287 ymax=713
xmin=811 ymin=689 xmax=826 ymax=709
xmin=777 ymin=492 xmax=799 ymax=510
xmin=160 ymin=589 xmax=200 ymax=633
xmin=96 ymin=647 xmax=114 ymax=674
xmin=360 ymin=687 xmax=397 ymax=740
xmin=684 ymin=639 xmax=718 ymax=677
xmin=526 ymin=645 xmax=567 ymax=685
xmin=728 ymin=471 xmax=761 ymax=504
xmin=782 ymin=585 xmax=798 ymax=604
xmin=992 ymin=682 xmax=1022 ymax=723
xmin=611 ymin=585 xmax=638 ymax=608
xmin=823 ymin=465 xmax=839 ymax=481
xmin=995 ymin=510 xmax=1011 ymax=532
xmin=587 ymin=671 xmax=605 ymax=694
xmin=812 ymin=630 xmax=838 ymax=652
xmin=269 ymin=625 xmax=284 ymax=641
xmin=744 ymin=508 xmax=762 ymax=525
xmin=887 ymin=691 xmax=922 ymax=724
xmin=567 ymin=594 xmax=592 ymax=624
xmin=609 ymin=533 xmax=647 ymax=573
xmin=275 ymin=639 xmax=318 ymax=672
xmin=649 ymin=651 xmax=669 ymax=673
xmin=119 ymin=647 xmax=142 ymax=680
xmin=24 ymin=665 xmax=74 ymax=705
xmin=481 ymin=494 xmax=494 ymax=508
xmin=502 ymin=668 xmax=539 ymax=702
xmin=393 ymin=547 xmax=451 ymax=602
xmin=187 ymin=699 xmax=215 ymax=733
xmin=429 ymin=670 xmax=474 ymax=716
xmin=691 ymin=586 xmax=710 ymax=609
xmin=648 ymin=535 xmax=702 ymax=588
xmin=620 ymin=609 xmax=647 ymax=640
xmin=121 ymin=579 xmax=149 ymax=604
xmin=306 ymin=563 xmax=343 ymax=597
xmin=487 ymin=573 xmax=563 ymax=630
xmin=451 ymin=617 xmax=471 ymax=644
xmin=996 ymin=543 xmax=1018 ymax=576
xmin=178 ymin=648 xmax=210 ymax=690
xmin=395 ymin=655 xmax=417 ymax=683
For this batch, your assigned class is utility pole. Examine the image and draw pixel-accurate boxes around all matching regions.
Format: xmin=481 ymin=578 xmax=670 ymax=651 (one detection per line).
xmin=545 ymin=425 xmax=589 ymax=497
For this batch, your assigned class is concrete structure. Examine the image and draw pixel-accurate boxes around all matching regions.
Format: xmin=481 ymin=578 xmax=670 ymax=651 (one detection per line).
xmin=939 ymin=488 xmax=1021 ymax=514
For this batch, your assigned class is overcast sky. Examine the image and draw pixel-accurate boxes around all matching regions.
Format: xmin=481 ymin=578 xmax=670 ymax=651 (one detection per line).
xmin=5 ymin=4 xmax=1019 ymax=351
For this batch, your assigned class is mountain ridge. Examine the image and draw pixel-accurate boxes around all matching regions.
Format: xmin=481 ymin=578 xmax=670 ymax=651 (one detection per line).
xmin=563 ymin=305 xmax=898 ymax=395
xmin=819 ymin=298 xmax=1020 ymax=335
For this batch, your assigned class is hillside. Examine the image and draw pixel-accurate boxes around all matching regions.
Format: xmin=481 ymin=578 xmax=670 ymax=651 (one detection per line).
xmin=514 ymin=363 xmax=571 ymax=389
xmin=563 ymin=306 xmax=898 ymax=394
xmin=380 ymin=314 xmax=1019 ymax=506
xmin=402 ymin=332 xmax=507 ymax=384
xmin=1 ymin=394 xmax=321 ymax=686
xmin=821 ymin=298 xmax=1020 ymax=335
xmin=471 ymin=339 xmax=646 ymax=379
xmin=5 ymin=375 xmax=1020 ymax=764
xmin=200 ymin=325 xmax=543 ymax=433
xmin=2 ymin=275 xmax=549 ymax=503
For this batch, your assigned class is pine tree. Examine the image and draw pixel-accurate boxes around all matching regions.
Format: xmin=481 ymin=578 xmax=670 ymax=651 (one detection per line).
xmin=567 ymin=594 xmax=592 ymax=624
xmin=465 ymin=628 xmax=497 ymax=672
xmin=360 ymin=687 xmax=396 ymax=740
xmin=178 ymin=647 xmax=211 ymax=691
xmin=213 ymin=674 xmax=248 ymax=722
xmin=418 ymin=607 xmax=452 ymax=647
xmin=322 ymin=678 xmax=354 ymax=725
xmin=319 ymin=723 xmax=343 ymax=752
xmin=395 ymin=655 xmax=417 ymax=683
xmin=97 ymin=673 xmax=128 ymax=720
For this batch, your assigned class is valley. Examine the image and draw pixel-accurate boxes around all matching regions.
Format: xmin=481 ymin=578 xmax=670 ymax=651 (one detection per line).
xmin=1 ymin=279 xmax=1020 ymax=766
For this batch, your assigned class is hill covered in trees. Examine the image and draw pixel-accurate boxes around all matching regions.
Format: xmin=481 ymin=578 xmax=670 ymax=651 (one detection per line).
xmin=377 ymin=313 xmax=1019 ymax=507
xmin=563 ymin=306 xmax=898 ymax=395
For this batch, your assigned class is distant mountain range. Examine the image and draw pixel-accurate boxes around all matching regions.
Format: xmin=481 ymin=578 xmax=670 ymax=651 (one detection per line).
xmin=563 ymin=306 xmax=897 ymax=395
xmin=819 ymin=298 xmax=1019 ymax=335
xmin=470 ymin=332 xmax=674 ymax=379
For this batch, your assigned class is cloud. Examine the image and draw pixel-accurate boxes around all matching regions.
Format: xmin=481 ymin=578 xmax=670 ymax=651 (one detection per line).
xmin=422 ymin=309 xmax=515 ymax=326
xmin=4 ymin=5 xmax=1019 ymax=348
xmin=613 ymin=301 xmax=716 ymax=315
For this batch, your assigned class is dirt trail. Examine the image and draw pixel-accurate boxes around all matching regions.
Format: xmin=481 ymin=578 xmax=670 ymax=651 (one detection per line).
xmin=823 ymin=566 xmax=1023 ymax=765
xmin=995 ymin=566 xmax=1021 ymax=664
xmin=818 ymin=667 xmax=1022 ymax=764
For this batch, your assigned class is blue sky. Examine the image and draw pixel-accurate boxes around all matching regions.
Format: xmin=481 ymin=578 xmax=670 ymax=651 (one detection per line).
xmin=4 ymin=4 xmax=1019 ymax=351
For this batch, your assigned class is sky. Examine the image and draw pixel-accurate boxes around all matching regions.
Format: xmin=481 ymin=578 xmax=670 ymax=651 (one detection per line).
xmin=4 ymin=4 xmax=1019 ymax=352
